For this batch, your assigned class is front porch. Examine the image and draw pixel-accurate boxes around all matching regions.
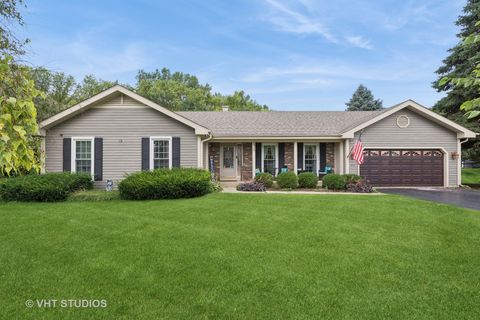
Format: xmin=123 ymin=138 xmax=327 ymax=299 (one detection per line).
xmin=204 ymin=140 xmax=348 ymax=182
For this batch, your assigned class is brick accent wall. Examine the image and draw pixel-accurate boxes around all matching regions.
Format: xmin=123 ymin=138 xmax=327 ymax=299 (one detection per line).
xmin=326 ymin=142 xmax=335 ymax=169
xmin=208 ymin=142 xmax=220 ymax=180
xmin=241 ymin=143 xmax=252 ymax=181
xmin=284 ymin=143 xmax=294 ymax=171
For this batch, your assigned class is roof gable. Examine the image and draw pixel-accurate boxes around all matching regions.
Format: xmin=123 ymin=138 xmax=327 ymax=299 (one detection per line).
xmin=341 ymin=100 xmax=477 ymax=139
xmin=39 ymin=85 xmax=210 ymax=135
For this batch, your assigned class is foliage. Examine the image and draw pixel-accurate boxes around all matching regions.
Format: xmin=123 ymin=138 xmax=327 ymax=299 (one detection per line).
xmin=30 ymin=69 xmax=120 ymax=121
xmin=68 ymin=190 xmax=121 ymax=201
xmin=345 ymin=84 xmax=383 ymax=111
xmin=255 ymin=172 xmax=274 ymax=187
xmin=136 ymin=68 xmax=267 ymax=111
xmin=118 ymin=168 xmax=213 ymax=200
xmin=438 ymin=20 xmax=480 ymax=120
xmin=322 ymin=174 xmax=346 ymax=190
xmin=343 ymin=174 xmax=362 ymax=184
xmin=462 ymin=168 xmax=480 ymax=184
xmin=298 ymin=172 xmax=318 ymax=188
xmin=346 ymin=179 xmax=374 ymax=193
xmin=236 ymin=182 xmax=266 ymax=192
xmin=0 ymin=172 xmax=93 ymax=202
xmin=0 ymin=0 xmax=28 ymax=56
xmin=0 ymin=55 xmax=43 ymax=176
xmin=276 ymin=172 xmax=298 ymax=189
xmin=432 ymin=2 xmax=480 ymax=160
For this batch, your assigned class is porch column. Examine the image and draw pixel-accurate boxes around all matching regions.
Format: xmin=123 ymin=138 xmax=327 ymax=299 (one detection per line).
xmin=293 ymin=141 xmax=298 ymax=174
xmin=344 ymin=139 xmax=349 ymax=174
xmin=339 ymin=140 xmax=344 ymax=174
xmin=203 ymin=141 xmax=209 ymax=170
xmin=252 ymin=142 xmax=256 ymax=179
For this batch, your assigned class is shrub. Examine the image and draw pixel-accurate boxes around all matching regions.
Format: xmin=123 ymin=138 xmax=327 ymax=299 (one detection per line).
xmin=255 ymin=172 xmax=274 ymax=188
xmin=346 ymin=179 xmax=374 ymax=193
xmin=298 ymin=172 xmax=318 ymax=188
xmin=0 ymin=173 xmax=93 ymax=202
xmin=322 ymin=174 xmax=346 ymax=190
xmin=343 ymin=174 xmax=362 ymax=184
xmin=236 ymin=182 xmax=266 ymax=192
xmin=118 ymin=168 xmax=213 ymax=200
xmin=277 ymin=172 xmax=298 ymax=189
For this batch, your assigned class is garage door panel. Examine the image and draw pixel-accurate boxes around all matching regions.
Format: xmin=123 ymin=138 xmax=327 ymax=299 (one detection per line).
xmin=360 ymin=149 xmax=443 ymax=187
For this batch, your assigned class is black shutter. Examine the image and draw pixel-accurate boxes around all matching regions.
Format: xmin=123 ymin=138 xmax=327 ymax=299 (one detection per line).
xmin=320 ymin=143 xmax=327 ymax=172
xmin=172 ymin=137 xmax=181 ymax=168
xmin=141 ymin=137 xmax=150 ymax=170
xmin=297 ymin=142 xmax=303 ymax=171
xmin=94 ymin=137 xmax=103 ymax=181
xmin=255 ymin=143 xmax=262 ymax=171
xmin=63 ymin=138 xmax=71 ymax=172
xmin=278 ymin=143 xmax=285 ymax=169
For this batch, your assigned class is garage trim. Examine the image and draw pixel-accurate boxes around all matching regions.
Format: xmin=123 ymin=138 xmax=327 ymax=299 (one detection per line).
xmin=356 ymin=146 xmax=448 ymax=187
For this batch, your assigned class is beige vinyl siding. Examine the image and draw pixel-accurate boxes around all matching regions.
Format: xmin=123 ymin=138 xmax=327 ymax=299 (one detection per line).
xmin=348 ymin=109 xmax=459 ymax=186
xmin=45 ymin=94 xmax=198 ymax=187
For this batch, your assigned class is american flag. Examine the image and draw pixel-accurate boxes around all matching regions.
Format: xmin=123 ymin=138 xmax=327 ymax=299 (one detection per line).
xmin=351 ymin=138 xmax=364 ymax=165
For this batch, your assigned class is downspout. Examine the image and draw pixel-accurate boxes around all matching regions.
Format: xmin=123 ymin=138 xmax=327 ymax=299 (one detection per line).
xmin=459 ymin=138 xmax=469 ymax=186
xmin=200 ymin=132 xmax=213 ymax=170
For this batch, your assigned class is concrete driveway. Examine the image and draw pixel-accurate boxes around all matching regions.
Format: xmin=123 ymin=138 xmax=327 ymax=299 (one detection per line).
xmin=378 ymin=188 xmax=480 ymax=211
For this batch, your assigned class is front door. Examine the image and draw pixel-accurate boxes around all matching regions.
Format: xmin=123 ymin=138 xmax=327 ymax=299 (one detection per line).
xmin=220 ymin=144 xmax=236 ymax=180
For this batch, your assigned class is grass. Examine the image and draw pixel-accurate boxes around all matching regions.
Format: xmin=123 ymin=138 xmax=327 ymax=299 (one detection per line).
xmin=1 ymin=193 xmax=479 ymax=319
xmin=462 ymin=168 xmax=480 ymax=185
xmin=68 ymin=190 xmax=120 ymax=201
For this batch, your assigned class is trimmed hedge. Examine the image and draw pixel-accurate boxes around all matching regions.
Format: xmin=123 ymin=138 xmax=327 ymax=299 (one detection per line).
xmin=277 ymin=172 xmax=298 ymax=189
xmin=343 ymin=174 xmax=362 ymax=184
xmin=255 ymin=173 xmax=274 ymax=188
xmin=298 ymin=172 xmax=318 ymax=188
xmin=0 ymin=173 xmax=93 ymax=202
xmin=322 ymin=174 xmax=346 ymax=190
xmin=118 ymin=168 xmax=213 ymax=200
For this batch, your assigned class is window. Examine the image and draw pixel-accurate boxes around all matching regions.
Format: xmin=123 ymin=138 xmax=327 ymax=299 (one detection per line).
xmin=304 ymin=144 xmax=318 ymax=174
xmin=72 ymin=137 xmax=94 ymax=176
xmin=262 ymin=144 xmax=277 ymax=175
xmin=150 ymin=137 xmax=172 ymax=169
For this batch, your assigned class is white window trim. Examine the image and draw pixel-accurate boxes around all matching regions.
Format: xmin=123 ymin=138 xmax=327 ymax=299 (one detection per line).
xmin=261 ymin=143 xmax=279 ymax=175
xmin=303 ymin=143 xmax=320 ymax=175
xmin=71 ymin=137 xmax=95 ymax=177
xmin=149 ymin=136 xmax=172 ymax=170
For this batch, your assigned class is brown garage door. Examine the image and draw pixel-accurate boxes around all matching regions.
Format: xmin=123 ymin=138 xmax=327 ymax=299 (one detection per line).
xmin=360 ymin=149 xmax=444 ymax=187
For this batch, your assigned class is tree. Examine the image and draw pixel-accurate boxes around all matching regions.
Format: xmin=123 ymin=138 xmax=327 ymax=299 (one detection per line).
xmin=30 ymin=67 xmax=77 ymax=121
xmin=345 ymin=85 xmax=383 ymax=111
xmin=0 ymin=0 xmax=29 ymax=56
xmin=136 ymin=68 xmax=267 ymax=111
xmin=73 ymin=74 xmax=118 ymax=103
xmin=432 ymin=0 xmax=480 ymax=161
xmin=0 ymin=55 xmax=43 ymax=175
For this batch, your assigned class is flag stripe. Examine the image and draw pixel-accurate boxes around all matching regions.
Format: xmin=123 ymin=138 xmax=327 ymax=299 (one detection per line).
xmin=352 ymin=138 xmax=364 ymax=165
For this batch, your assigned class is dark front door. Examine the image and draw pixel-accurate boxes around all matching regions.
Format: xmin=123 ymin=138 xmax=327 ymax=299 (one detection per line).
xmin=360 ymin=149 xmax=444 ymax=187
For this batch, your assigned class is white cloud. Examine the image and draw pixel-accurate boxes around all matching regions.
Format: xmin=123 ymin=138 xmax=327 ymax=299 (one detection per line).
xmin=345 ymin=35 xmax=373 ymax=50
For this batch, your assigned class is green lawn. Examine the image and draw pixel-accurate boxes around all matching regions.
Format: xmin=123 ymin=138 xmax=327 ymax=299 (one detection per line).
xmin=1 ymin=193 xmax=479 ymax=319
xmin=462 ymin=168 xmax=480 ymax=184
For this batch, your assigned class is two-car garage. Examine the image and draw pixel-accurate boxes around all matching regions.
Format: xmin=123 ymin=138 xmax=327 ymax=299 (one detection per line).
xmin=360 ymin=149 xmax=444 ymax=187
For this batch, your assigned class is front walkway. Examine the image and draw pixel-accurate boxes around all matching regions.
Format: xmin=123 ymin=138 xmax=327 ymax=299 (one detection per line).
xmin=378 ymin=188 xmax=480 ymax=211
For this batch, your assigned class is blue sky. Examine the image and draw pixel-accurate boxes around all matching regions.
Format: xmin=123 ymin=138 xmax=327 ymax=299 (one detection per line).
xmin=21 ymin=0 xmax=465 ymax=110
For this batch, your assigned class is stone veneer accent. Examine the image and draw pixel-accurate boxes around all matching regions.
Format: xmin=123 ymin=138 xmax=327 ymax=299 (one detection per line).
xmin=208 ymin=142 xmax=220 ymax=180
xmin=241 ymin=143 xmax=252 ymax=181
xmin=284 ymin=143 xmax=294 ymax=171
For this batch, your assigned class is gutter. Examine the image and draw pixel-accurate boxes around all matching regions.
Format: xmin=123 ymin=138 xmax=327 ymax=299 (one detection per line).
xmin=200 ymin=132 xmax=213 ymax=169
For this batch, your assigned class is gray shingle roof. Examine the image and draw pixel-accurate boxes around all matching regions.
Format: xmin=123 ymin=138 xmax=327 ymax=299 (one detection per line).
xmin=178 ymin=110 xmax=386 ymax=137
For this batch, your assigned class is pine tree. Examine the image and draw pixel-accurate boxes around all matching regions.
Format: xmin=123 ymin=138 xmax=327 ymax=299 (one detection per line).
xmin=345 ymin=84 xmax=383 ymax=111
xmin=432 ymin=0 xmax=480 ymax=161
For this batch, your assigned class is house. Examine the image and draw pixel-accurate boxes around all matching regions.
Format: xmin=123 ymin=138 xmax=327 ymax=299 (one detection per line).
xmin=39 ymin=85 xmax=477 ymax=188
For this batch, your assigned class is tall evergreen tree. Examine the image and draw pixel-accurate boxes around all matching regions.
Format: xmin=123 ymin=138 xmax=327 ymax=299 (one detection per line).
xmin=345 ymin=84 xmax=383 ymax=111
xmin=432 ymin=0 xmax=480 ymax=161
